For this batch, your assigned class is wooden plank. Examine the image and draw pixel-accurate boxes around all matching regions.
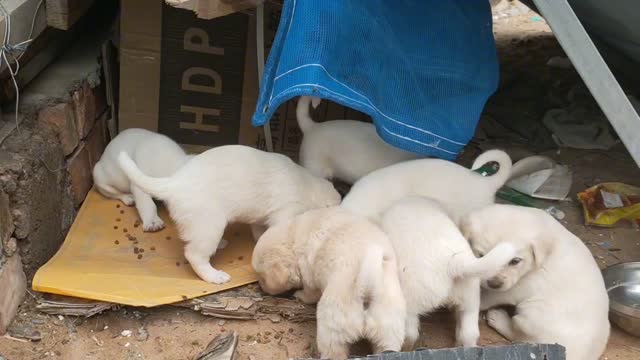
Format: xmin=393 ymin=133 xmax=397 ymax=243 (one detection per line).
xmin=45 ymin=0 xmax=94 ymax=30
xmin=531 ymin=0 xmax=640 ymax=167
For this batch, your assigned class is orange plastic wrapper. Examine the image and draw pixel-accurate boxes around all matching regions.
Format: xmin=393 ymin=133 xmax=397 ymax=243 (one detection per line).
xmin=577 ymin=182 xmax=640 ymax=228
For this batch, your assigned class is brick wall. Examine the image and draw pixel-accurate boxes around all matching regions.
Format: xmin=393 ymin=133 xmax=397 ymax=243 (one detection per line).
xmin=0 ymin=80 xmax=109 ymax=334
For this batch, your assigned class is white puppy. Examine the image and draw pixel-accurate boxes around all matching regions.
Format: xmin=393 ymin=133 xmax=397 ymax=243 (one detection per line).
xmin=460 ymin=204 xmax=610 ymax=360
xmin=296 ymin=96 xmax=421 ymax=184
xmin=380 ymin=197 xmax=516 ymax=350
xmin=93 ymin=128 xmax=193 ymax=232
xmin=252 ymin=207 xmax=406 ymax=360
xmin=117 ymin=145 xmax=341 ymax=284
xmin=341 ymin=149 xmax=512 ymax=224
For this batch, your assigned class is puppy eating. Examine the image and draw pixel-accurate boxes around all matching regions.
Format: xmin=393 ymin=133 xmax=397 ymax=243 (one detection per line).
xmin=93 ymin=128 xmax=193 ymax=232
xmin=380 ymin=197 xmax=515 ymax=349
xmin=460 ymin=204 xmax=610 ymax=360
xmin=118 ymin=145 xmax=341 ymax=284
xmin=297 ymin=96 xmax=421 ymax=184
xmin=252 ymin=207 xmax=406 ymax=359
xmin=341 ymin=149 xmax=512 ymax=224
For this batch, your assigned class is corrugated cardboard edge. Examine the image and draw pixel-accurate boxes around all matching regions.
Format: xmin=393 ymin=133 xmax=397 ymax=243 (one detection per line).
xmin=165 ymin=0 xmax=264 ymax=19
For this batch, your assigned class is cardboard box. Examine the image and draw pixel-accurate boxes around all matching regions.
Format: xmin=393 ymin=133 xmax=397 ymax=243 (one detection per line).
xmin=119 ymin=0 xmax=369 ymax=157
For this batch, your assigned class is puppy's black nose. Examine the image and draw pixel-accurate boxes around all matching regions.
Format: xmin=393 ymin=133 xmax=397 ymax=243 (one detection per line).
xmin=487 ymin=278 xmax=503 ymax=289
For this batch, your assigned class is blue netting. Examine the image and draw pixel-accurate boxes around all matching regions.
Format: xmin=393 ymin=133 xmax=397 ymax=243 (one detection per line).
xmin=253 ymin=0 xmax=499 ymax=160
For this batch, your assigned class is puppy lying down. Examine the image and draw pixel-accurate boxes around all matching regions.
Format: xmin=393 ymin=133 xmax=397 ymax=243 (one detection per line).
xmin=296 ymin=96 xmax=421 ymax=184
xmin=460 ymin=204 xmax=610 ymax=360
xmin=341 ymin=149 xmax=512 ymax=224
xmin=118 ymin=145 xmax=341 ymax=284
xmin=380 ymin=197 xmax=515 ymax=350
xmin=93 ymin=128 xmax=193 ymax=232
xmin=252 ymin=207 xmax=406 ymax=360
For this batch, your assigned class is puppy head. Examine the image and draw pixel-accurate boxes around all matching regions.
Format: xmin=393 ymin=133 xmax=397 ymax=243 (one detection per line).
xmin=252 ymin=222 xmax=301 ymax=295
xmin=460 ymin=204 xmax=556 ymax=291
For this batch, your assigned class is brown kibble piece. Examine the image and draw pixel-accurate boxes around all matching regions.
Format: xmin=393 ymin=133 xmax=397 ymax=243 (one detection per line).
xmin=166 ymin=236 xmax=172 ymax=240
xmin=123 ymin=228 xmax=128 ymax=233
xmin=134 ymin=247 xmax=139 ymax=254
xmin=134 ymin=241 xmax=139 ymax=245
xmin=150 ymin=246 xmax=156 ymax=251
xmin=137 ymin=254 xmax=143 ymax=259
xmin=139 ymin=248 xmax=144 ymax=253
xmin=113 ymin=226 xmax=118 ymax=230
xmin=116 ymin=218 xmax=121 ymax=222
xmin=176 ymin=262 xmax=180 ymax=267
xmin=114 ymin=240 xmax=119 ymax=245
xmin=116 ymin=204 xmax=121 ymax=208
xmin=134 ymin=220 xmax=141 ymax=227
xmin=120 ymin=210 xmax=124 ymax=214
xmin=238 ymin=256 xmax=244 ymax=261
xmin=181 ymin=295 xmax=187 ymax=300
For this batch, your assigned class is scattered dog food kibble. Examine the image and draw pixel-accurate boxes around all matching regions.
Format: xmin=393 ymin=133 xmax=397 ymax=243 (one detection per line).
xmin=134 ymin=248 xmax=139 ymax=254
xmin=176 ymin=262 xmax=180 ymax=267
xmin=116 ymin=218 xmax=121 ymax=222
xmin=181 ymin=295 xmax=187 ymax=300
xmin=137 ymin=254 xmax=143 ymax=259
xmin=114 ymin=240 xmax=119 ymax=245
xmin=116 ymin=204 xmax=121 ymax=208
xmin=134 ymin=220 xmax=141 ymax=227
xmin=113 ymin=226 xmax=118 ymax=230
xmin=238 ymin=256 xmax=244 ymax=261
xmin=166 ymin=236 xmax=171 ymax=240
xmin=150 ymin=246 xmax=156 ymax=251
xmin=120 ymin=210 xmax=125 ymax=214
xmin=123 ymin=228 xmax=128 ymax=233
xmin=139 ymin=248 xmax=144 ymax=253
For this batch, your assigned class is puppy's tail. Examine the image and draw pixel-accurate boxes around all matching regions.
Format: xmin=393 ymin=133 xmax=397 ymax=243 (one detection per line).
xmin=470 ymin=149 xmax=513 ymax=190
xmin=296 ymin=96 xmax=321 ymax=133
xmin=117 ymin=152 xmax=174 ymax=200
xmin=356 ymin=244 xmax=385 ymax=298
xmin=449 ymin=243 xmax=516 ymax=280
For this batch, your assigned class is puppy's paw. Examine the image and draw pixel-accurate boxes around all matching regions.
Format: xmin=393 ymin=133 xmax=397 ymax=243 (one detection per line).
xmin=486 ymin=309 xmax=510 ymax=329
xmin=203 ymin=270 xmax=231 ymax=284
xmin=217 ymin=239 xmax=229 ymax=250
xmin=143 ymin=217 xmax=165 ymax=232
xmin=294 ymin=289 xmax=320 ymax=304
xmin=120 ymin=194 xmax=135 ymax=206
xmin=456 ymin=326 xmax=479 ymax=347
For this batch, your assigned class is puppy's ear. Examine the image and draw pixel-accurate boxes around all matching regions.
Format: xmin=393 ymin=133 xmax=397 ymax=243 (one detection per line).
xmin=530 ymin=233 xmax=555 ymax=267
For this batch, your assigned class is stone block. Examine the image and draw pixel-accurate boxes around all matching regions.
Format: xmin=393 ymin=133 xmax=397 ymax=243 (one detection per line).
xmin=0 ymin=254 xmax=27 ymax=335
xmin=67 ymin=142 xmax=92 ymax=206
xmin=0 ymin=191 xmax=12 ymax=250
xmin=37 ymin=103 xmax=80 ymax=156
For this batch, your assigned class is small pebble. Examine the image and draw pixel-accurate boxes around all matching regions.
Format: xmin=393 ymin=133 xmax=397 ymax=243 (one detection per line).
xmin=121 ymin=330 xmax=132 ymax=337
xmin=218 ymin=320 xmax=226 ymax=326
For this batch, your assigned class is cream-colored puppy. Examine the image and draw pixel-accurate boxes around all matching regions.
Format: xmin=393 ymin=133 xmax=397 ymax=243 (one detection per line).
xmin=252 ymin=207 xmax=406 ymax=360
xmin=297 ymin=96 xmax=421 ymax=184
xmin=460 ymin=204 xmax=610 ymax=360
xmin=341 ymin=149 xmax=512 ymax=224
xmin=380 ymin=197 xmax=516 ymax=350
xmin=93 ymin=128 xmax=193 ymax=232
xmin=117 ymin=145 xmax=341 ymax=284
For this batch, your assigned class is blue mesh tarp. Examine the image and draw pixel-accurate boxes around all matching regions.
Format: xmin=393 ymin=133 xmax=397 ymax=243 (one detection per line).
xmin=252 ymin=0 xmax=499 ymax=160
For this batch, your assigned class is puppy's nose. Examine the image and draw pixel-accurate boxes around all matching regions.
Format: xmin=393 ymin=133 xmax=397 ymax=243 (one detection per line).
xmin=487 ymin=278 xmax=503 ymax=289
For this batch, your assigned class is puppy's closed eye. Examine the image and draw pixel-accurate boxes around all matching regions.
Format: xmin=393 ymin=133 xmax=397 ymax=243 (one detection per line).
xmin=508 ymin=257 xmax=522 ymax=266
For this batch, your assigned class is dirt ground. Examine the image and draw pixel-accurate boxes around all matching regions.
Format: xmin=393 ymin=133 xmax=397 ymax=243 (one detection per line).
xmin=2 ymin=5 xmax=640 ymax=360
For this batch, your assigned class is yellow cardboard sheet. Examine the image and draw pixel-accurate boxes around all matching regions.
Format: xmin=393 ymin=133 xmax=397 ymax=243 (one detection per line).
xmin=33 ymin=189 xmax=258 ymax=307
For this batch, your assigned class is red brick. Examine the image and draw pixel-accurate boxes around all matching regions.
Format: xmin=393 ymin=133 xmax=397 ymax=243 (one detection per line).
xmin=73 ymin=82 xmax=96 ymax=139
xmin=38 ymin=103 xmax=80 ymax=156
xmin=93 ymin=81 xmax=108 ymax=119
xmin=86 ymin=114 xmax=109 ymax=168
xmin=67 ymin=142 xmax=93 ymax=206
xmin=0 ymin=254 xmax=26 ymax=334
